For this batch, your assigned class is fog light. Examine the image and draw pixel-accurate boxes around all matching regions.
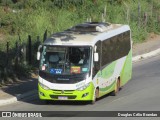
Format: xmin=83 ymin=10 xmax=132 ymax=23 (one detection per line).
xmin=39 ymin=92 xmax=45 ymax=96
xmin=82 ymin=93 xmax=89 ymax=98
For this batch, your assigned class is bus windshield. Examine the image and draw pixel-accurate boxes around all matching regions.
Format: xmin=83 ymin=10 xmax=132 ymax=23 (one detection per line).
xmin=40 ymin=46 xmax=92 ymax=75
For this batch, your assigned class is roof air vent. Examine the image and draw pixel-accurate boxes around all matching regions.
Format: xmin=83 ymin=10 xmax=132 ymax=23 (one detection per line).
xmin=71 ymin=22 xmax=110 ymax=32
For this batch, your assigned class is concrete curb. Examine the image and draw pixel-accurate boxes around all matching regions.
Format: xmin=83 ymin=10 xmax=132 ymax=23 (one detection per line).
xmin=0 ymin=48 xmax=160 ymax=107
xmin=132 ymin=48 xmax=160 ymax=62
xmin=0 ymin=90 xmax=37 ymax=107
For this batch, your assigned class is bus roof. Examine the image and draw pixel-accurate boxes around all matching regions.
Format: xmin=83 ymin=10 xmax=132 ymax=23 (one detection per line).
xmin=43 ymin=22 xmax=130 ymax=46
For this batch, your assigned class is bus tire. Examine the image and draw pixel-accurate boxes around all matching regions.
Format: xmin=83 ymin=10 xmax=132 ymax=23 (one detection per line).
xmin=111 ymin=79 xmax=120 ymax=96
xmin=91 ymin=88 xmax=99 ymax=104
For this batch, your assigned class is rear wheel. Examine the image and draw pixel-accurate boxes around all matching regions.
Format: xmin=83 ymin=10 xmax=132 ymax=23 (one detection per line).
xmin=91 ymin=88 xmax=99 ymax=104
xmin=111 ymin=79 xmax=120 ymax=96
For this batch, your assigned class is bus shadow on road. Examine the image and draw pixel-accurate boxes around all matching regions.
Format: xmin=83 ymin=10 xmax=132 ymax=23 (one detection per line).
xmin=24 ymin=88 xmax=124 ymax=106
xmin=95 ymin=88 xmax=123 ymax=103
xmin=20 ymin=94 xmax=91 ymax=106
xmin=42 ymin=100 xmax=91 ymax=106
xmin=29 ymin=93 xmax=116 ymax=106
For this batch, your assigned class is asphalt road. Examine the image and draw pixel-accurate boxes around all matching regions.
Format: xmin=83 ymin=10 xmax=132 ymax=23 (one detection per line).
xmin=0 ymin=55 xmax=160 ymax=120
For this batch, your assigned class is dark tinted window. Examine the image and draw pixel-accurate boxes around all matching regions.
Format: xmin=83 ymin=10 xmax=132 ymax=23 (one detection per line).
xmin=93 ymin=41 xmax=102 ymax=76
xmin=102 ymin=31 xmax=130 ymax=67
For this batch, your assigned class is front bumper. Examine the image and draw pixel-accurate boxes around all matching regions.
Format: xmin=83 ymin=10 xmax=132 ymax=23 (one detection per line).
xmin=38 ymin=82 xmax=95 ymax=101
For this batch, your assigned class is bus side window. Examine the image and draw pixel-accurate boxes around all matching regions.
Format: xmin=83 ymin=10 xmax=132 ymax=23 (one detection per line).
xmin=102 ymin=39 xmax=110 ymax=66
xmin=122 ymin=31 xmax=130 ymax=56
xmin=111 ymin=36 xmax=117 ymax=61
xmin=93 ymin=41 xmax=101 ymax=76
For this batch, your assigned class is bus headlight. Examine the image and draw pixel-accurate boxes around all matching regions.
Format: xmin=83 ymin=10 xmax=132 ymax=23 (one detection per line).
xmin=39 ymin=82 xmax=50 ymax=90
xmin=77 ymin=83 xmax=90 ymax=91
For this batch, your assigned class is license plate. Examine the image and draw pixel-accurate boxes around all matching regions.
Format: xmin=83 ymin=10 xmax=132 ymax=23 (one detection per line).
xmin=58 ymin=96 xmax=68 ymax=100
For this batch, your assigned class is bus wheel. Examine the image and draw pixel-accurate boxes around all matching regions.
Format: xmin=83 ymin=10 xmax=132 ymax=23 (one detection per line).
xmin=91 ymin=88 xmax=99 ymax=104
xmin=111 ymin=79 xmax=120 ymax=96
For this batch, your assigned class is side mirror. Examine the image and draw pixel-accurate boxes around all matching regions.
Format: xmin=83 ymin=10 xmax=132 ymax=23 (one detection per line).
xmin=37 ymin=45 xmax=42 ymax=60
xmin=94 ymin=53 xmax=99 ymax=62
xmin=37 ymin=52 xmax=41 ymax=60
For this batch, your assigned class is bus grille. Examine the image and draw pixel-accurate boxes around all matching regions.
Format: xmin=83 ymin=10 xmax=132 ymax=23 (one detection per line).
xmin=50 ymin=95 xmax=77 ymax=99
xmin=52 ymin=90 xmax=74 ymax=94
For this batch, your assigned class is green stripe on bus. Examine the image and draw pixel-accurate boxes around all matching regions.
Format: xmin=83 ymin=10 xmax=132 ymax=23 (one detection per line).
xmin=101 ymin=61 xmax=117 ymax=79
xmin=99 ymin=80 xmax=116 ymax=91
xmin=120 ymin=50 xmax=132 ymax=86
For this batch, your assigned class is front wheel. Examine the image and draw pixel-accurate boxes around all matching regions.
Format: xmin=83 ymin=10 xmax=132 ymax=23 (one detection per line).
xmin=91 ymin=88 xmax=99 ymax=104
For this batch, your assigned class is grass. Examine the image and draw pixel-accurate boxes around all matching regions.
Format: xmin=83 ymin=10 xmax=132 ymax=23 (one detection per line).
xmin=0 ymin=0 xmax=160 ymax=46
xmin=0 ymin=0 xmax=160 ymax=84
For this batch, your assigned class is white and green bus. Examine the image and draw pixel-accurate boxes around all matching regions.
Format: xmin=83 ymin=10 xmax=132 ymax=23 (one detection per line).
xmin=37 ymin=22 xmax=132 ymax=104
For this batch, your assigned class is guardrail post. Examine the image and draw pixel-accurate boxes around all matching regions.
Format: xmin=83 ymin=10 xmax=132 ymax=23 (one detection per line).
xmin=15 ymin=41 xmax=18 ymax=70
xmin=6 ymin=42 xmax=9 ymax=67
xmin=28 ymin=35 xmax=32 ymax=65
xmin=43 ymin=30 xmax=47 ymax=42
xmin=22 ymin=43 xmax=27 ymax=65
xmin=4 ymin=42 xmax=9 ymax=82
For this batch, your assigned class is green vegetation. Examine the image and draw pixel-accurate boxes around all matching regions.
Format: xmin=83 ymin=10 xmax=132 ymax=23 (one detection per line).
xmin=0 ymin=0 xmax=160 ymax=85
xmin=0 ymin=0 xmax=160 ymax=45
